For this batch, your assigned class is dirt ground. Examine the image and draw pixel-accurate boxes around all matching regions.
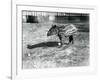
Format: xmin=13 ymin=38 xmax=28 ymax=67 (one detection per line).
xmin=22 ymin=23 xmax=89 ymax=69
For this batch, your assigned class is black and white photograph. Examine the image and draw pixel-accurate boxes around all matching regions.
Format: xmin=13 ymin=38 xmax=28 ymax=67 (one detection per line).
xmin=22 ymin=11 xmax=89 ymax=69
xmin=0 ymin=0 xmax=99 ymax=80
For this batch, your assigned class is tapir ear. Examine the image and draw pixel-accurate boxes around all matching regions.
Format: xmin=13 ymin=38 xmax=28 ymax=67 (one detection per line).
xmin=53 ymin=24 xmax=57 ymax=28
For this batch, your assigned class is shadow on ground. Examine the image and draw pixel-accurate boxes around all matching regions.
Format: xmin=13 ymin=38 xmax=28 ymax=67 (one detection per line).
xmin=27 ymin=41 xmax=59 ymax=49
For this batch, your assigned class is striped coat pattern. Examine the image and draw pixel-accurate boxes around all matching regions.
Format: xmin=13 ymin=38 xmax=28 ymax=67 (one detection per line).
xmin=47 ymin=24 xmax=78 ymax=46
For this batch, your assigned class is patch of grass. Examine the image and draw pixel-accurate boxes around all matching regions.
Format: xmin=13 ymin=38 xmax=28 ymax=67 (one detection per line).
xmin=22 ymin=23 xmax=89 ymax=69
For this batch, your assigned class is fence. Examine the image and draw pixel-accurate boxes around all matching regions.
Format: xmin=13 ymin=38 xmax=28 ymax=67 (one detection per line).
xmin=22 ymin=11 xmax=89 ymax=24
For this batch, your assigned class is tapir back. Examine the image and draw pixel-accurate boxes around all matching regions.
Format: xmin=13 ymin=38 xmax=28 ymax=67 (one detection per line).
xmin=58 ymin=24 xmax=78 ymax=36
